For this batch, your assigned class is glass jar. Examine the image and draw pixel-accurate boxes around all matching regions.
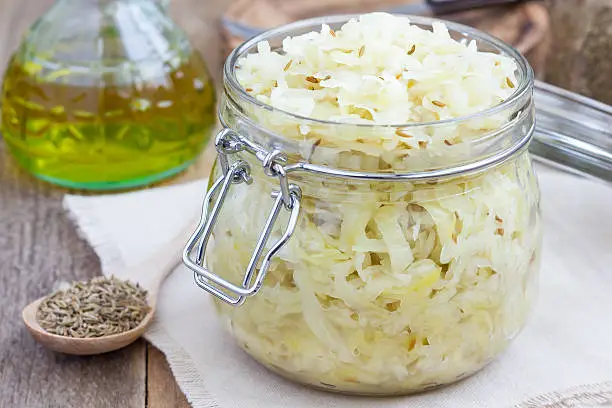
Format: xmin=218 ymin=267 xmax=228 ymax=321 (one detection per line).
xmin=1 ymin=0 xmax=215 ymax=190
xmin=184 ymin=15 xmax=542 ymax=395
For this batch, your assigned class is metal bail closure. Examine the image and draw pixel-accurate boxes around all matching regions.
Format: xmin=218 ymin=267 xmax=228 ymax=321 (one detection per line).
xmin=183 ymin=159 xmax=302 ymax=306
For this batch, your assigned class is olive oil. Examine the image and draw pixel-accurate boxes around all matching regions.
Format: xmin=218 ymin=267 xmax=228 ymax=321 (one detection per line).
xmin=1 ymin=52 xmax=215 ymax=189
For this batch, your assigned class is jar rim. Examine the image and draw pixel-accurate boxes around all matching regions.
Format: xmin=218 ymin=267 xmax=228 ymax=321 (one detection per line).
xmin=223 ymin=13 xmax=534 ymax=129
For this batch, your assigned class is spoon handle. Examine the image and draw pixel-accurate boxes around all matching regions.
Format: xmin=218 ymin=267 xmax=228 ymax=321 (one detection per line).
xmin=115 ymin=217 xmax=199 ymax=305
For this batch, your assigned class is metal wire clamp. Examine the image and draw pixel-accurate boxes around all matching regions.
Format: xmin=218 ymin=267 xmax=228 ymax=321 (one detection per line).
xmin=182 ymin=129 xmax=302 ymax=305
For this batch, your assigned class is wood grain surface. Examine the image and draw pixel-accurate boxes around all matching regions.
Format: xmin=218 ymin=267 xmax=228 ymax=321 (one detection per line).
xmin=147 ymin=345 xmax=190 ymax=408
xmin=544 ymin=0 xmax=612 ymax=104
xmin=0 ymin=0 xmax=229 ymax=407
xmin=0 ymin=128 xmax=148 ymax=408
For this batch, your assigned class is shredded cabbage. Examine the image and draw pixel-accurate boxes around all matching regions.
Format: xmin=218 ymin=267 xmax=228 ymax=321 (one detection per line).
xmin=209 ymin=156 xmax=540 ymax=393
xmin=208 ymin=13 xmax=542 ymax=394
xmin=236 ymin=13 xmax=518 ymax=126
xmin=234 ymin=12 xmax=520 ymax=173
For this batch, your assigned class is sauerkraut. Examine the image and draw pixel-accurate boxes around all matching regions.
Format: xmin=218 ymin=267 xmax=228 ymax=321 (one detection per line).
xmin=208 ymin=13 xmax=542 ymax=394
xmin=234 ymin=12 xmax=521 ymax=172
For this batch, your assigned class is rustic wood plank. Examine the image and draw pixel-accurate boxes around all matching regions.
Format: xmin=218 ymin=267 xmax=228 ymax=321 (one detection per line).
xmin=0 ymin=0 xmax=230 ymax=405
xmin=544 ymin=0 xmax=612 ymax=104
xmin=0 ymin=1 xmax=147 ymax=407
xmin=147 ymin=345 xmax=191 ymax=408
xmin=0 ymin=142 xmax=148 ymax=408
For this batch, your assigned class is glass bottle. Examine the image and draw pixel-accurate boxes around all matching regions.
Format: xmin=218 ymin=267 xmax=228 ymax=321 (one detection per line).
xmin=1 ymin=0 xmax=216 ymax=190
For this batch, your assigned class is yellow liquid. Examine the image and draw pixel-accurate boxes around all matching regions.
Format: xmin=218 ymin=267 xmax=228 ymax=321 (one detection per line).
xmin=1 ymin=53 xmax=216 ymax=189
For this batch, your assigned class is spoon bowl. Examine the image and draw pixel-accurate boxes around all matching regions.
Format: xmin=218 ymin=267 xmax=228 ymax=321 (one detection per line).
xmin=22 ymin=297 xmax=155 ymax=355
xmin=22 ymin=219 xmax=196 ymax=355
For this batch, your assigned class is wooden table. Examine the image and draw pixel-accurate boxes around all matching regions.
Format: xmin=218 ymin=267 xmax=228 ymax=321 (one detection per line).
xmin=0 ymin=0 xmax=229 ymax=406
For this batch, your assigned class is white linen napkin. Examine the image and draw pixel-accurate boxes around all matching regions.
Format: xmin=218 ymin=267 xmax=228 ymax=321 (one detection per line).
xmin=63 ymin=165 xmax=612 ymax=408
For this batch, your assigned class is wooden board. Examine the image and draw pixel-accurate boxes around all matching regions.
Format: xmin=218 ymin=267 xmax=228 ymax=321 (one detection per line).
xmin=0 ymin=0 xmax=227 ymax=406
xmin=0 ymin=137 xmax=148 ymax=408
xmin=544 ymin=0 xmax=612 ymax=105
xmin=0 ymin=3 xmax=145 ymax=406
xmin=147 ymin=345 xmax=191 ymax=408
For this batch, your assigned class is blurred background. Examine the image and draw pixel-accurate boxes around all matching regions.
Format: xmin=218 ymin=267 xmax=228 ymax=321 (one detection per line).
xmin=0 ymin=0 xmax=610 ymax=189
xmin=1 ymin=0 xmax=610 ymax=101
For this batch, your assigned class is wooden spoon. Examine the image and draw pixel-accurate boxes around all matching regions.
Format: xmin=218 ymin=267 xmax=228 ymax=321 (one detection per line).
xmin=22 ymin=219 xmax=197 ymax=355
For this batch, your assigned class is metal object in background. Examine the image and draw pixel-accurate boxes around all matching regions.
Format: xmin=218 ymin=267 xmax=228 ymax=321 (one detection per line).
xmin=222 ymin=0 xmax=525 ymax=39
xmin=532 ymin=81 xmax=612 ymax=182
xmin=391 ymin=0 xmax=523 ymax=15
